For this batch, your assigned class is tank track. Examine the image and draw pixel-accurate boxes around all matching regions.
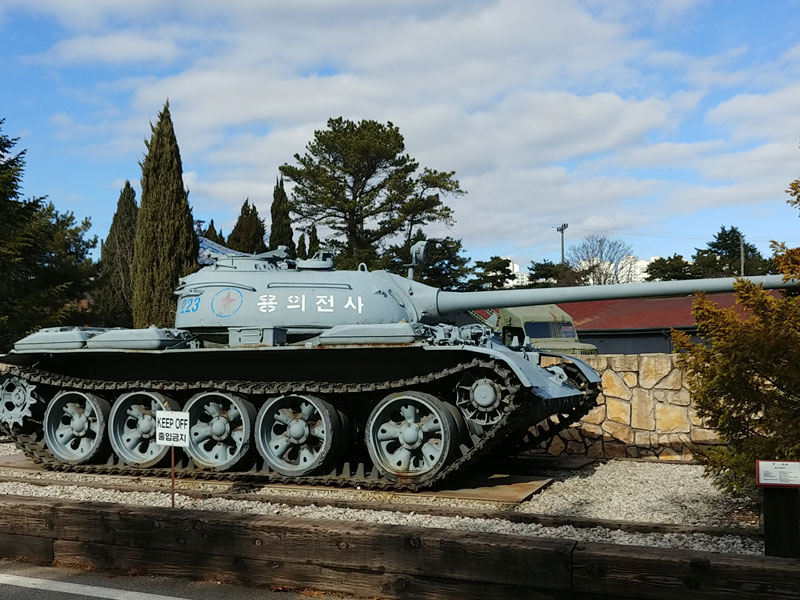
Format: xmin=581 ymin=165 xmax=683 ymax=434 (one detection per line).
xmin=1 ymin=359 xmax=596 ymax=491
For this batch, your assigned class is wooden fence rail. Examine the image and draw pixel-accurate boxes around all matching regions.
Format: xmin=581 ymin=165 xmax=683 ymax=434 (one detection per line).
xmin=0 ymin=496 xmax=796 ymax=599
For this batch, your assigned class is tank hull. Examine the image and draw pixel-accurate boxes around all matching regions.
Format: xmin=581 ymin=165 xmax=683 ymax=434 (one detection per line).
xmin=0 ymin=340 xmax=598 ymax=490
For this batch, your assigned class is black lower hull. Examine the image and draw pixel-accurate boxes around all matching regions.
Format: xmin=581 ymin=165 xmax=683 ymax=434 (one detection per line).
xmin=2 ymin=346 xmax=469 ymax=385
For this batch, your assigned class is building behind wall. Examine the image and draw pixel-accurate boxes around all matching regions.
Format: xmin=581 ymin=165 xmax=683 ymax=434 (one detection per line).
xmin=556 ymin=293 xmax=740 ymax=354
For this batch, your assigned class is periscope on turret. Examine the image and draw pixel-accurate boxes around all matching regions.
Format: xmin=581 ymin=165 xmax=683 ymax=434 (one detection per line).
xmin=0 ymin=242 xmax=794 ymax=490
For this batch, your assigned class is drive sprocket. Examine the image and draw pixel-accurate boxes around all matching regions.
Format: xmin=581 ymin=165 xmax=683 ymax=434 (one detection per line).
xmin=0 ymin=376 xmax=42 ymax=430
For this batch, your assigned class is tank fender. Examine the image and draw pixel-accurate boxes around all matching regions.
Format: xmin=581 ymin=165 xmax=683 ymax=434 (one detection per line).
xmin=423 ymin=343 xmax=594 ymax=400
xmin=534 ymin=352 xmax=601 ymax=385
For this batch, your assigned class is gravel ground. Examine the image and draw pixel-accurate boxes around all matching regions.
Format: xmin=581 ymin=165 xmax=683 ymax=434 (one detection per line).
xmin=0 ymin=442 xmax=21 ymax=457
xmin=0 ymin=444 xmax=763 ymax=555
xmin=516 ymin=461 xmax=759 ymax=528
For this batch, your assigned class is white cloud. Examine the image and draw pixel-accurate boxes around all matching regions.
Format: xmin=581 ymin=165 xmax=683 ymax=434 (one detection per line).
xmin=27 ymin=31 xmax=181 ymax=65
xmin=694 ymin=142 xmax=798 ymax=182
xmin=590 ymin=140 xmax=725 ymax=170
xmin=6 ymin=0 xmax=800 ymax=266
xmin=707 ymin=84 xmax=800 ymax=142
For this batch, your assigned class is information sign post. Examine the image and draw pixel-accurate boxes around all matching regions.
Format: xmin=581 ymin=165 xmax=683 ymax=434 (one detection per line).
xmin=756 ymin=460 xmax=800 ymax=558
xmin=155 ymin=411 xmax=190 ymax=508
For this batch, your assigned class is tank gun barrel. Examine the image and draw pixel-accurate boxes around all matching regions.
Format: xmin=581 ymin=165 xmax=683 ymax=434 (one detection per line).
xmin=435 ymin=275 xmax=796 ymax=316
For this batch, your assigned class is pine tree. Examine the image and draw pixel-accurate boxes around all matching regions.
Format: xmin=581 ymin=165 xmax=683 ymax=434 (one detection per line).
xmin=307 ymin=224 xmax=320 ymax=258
xmin=297 ymin=233 xmax=307 ymax=259
xmin=0 ymin=121 xmax=33 ymax=340
xmin=227 ymin=199 xmax=267 ymax=254
xmin=0 ymin=119 xmax=98 ymax=350
xmin=468 ymin=256 xmax=514 ymax=290
xmin=692 ymin=226 xmax=772 ymax=277
xmin=421 ymin=237 xmax=471 ymax=290
xmin=269 ymin=177 xmax=296 ymax=255
xmin=384 ymin=231 xmax=472 ymax=290
xmin=645 ymin=254 xmax=700 ymax=282
xmin=95 ymin=181 xmax=138 ymax=326
xmin=132 ymin=101 xmax=198 ymax=328
xmin=280 ymin=117 xmax=461 ymax=269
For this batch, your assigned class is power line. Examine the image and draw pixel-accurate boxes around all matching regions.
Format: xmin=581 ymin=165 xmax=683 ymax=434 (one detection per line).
xmin=421 ymin=223 xmax=800 ymax=245
xmin=570 ymin=227 xmax=800 ymax=245
xmin=394 ymin=223 xmax=800 ymax=247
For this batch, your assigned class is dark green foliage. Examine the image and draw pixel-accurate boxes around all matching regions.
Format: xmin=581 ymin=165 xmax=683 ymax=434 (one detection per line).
xmin=419 ymin=237 xmax=471 ymax=290
xmin=385 ymin=231 xmax=472 ymax=290
xmin=0 ymin=119 xmax=23 ymax=200
xmin=203 ymin=219 xmax=226 ymax=245
xmin=644 ymin=229 xmax=771 ymax=282
xmin=280 ymin=117 xmax=462 ymax=269
xmin=397 ymin=168 xmax=459 ymax=249
xmin=307 ymin=225 xmax=320 ymax=258
xmin=0 ymin=120 xmax=97 ymax=351
xmin=297 ymin=233 xmax=307 ymax=259
xmin=673 ymin=172 xmax=800 ymax=494
xmin=528 ymin=259 xmax=560 ymax=283
xmin=692 ymin=226 xmax=772 ymax=278
xmin=269 ymin=177 xmax=295 ymax=255
xmin=95 ymin=181 xmax=138 ymax=327
xmin=227 ymin=199 xmax=267 ymax=254
xmin=0 ymin=122 xmax=30 ymax=334
xmin=674 ymin=282 xmax=800 ymax=493
xmin=468 ymin=256 xmax=513 ymax=291
xmin=645 ymin=254 xmax=700 ymax=281
xmin=132 ymin=101 xmax=198 ymax=329
xmin=527 ymin=259 xmax=593 ymax=287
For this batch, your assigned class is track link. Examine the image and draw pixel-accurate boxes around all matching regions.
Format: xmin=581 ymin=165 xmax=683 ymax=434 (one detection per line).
xmin=1 ymin=360 xmax=597 ymax=491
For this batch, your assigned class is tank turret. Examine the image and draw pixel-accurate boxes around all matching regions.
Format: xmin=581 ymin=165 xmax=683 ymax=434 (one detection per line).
xmin=173 ymin=245 xmax=793 ymax=343
xmin=1 ymin=244 xmax=795 ymax=490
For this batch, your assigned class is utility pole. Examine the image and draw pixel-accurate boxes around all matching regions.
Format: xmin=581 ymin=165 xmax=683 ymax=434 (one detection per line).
xmin=740 ymin=233 xmax=745 ymax=276
xmin=557 ymin=223 xmax=568 ymax=264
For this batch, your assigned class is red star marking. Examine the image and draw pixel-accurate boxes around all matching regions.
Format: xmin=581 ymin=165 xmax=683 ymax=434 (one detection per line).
xmin=221 ymin=292 xmax=236 ymax=309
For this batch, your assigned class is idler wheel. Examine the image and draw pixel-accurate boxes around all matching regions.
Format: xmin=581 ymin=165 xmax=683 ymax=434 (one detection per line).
xmin=108 ymin=391 xmax=179 ymax=468
xmin=184 ymin=391 xmax=255 ymax=471
xmin=366 ymin=391 xmax=459 ymax=482
xmin=255 ymin=394 xmax=344 ymax=476
xmin=43 ymin=391 xmax=110 ymax=464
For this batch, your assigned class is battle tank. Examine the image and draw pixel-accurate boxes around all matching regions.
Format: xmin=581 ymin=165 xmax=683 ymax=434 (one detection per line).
xmin=0 ymin=243 xmax=794 ymax=490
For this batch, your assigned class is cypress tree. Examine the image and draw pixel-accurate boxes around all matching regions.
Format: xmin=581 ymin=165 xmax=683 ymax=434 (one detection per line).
xmin=132 ymin=101 xmax=198 ymax=328
xmin=297 ymin=233 xmax=307 ymax=259
xmin=227 ymin=199 xmax=267 ymax=253
xmin=307 ymin=224 xmax=320 ymax=258
xmin=269 ymin=176 xmax=295 ymax=255
xmin=204 ymin=218 xmax=225 ymax=244
xmin=96 ymin=181 xmax=138 ymax=326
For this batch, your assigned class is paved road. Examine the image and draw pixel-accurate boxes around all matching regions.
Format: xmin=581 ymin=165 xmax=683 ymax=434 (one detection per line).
xmin=0 ymin=560 xmax=355 ymax=600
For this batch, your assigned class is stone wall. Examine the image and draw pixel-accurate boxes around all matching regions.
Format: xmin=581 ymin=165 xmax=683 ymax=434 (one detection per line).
xmin=543 ymin=354 xmax=720 ymax=460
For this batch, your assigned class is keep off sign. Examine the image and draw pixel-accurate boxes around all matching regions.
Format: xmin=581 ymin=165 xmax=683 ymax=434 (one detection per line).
xmin=155 ymin=411 xmax=190 ymax=448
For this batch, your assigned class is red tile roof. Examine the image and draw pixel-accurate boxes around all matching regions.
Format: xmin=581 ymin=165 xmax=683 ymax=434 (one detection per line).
xmin=557 ymin=292 xmax=740 ymax=331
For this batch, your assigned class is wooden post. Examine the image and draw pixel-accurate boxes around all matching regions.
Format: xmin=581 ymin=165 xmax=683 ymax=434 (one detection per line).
xmin=763 ymin=487 xmax=800 ymax=558
xmin=171 ymin=446 xmax=175 ymax=509
xmin=757 ymin=460 xmax=800 ymax=558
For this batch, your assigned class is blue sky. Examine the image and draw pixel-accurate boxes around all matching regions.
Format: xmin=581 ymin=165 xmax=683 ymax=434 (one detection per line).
xmin=2 ymin=0 xmax=800 ymax=269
